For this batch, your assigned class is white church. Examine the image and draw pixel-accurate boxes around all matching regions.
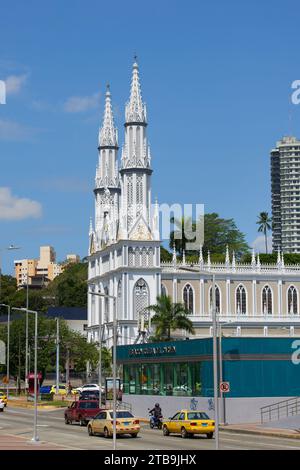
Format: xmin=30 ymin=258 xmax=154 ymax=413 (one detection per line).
xmin=88 ymin=60 xmax=300 ymax=346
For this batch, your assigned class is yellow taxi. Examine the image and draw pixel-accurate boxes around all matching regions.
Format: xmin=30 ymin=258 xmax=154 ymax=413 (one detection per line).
xmin=87 ymin=409 xmax=140 ymax=438
xmin=50 ymin=384 xmax=67 ymax=395
xmin=0 ymin=392 xmax=7 ymax=406
xmin=162 ymin=410 xmax=215 ymax=438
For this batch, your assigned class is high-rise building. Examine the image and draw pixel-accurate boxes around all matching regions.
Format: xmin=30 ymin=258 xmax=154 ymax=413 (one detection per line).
xmin=271 ymin=136 xmax=300 ymax=253
xmin=14 ymin=246 xmax=80 ymax=287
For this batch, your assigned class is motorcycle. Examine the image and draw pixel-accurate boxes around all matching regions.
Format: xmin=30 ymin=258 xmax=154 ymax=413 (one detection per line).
xmin=148 ymin=409 xmax=163 ymax=429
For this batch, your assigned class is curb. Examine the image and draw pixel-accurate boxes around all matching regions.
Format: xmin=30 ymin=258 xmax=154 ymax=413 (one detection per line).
xmin=220 ymin=426 xmax=300 ymax=440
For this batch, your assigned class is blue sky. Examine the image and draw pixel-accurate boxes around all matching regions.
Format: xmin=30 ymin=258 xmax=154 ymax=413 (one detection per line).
xmin=1 ymin=0 xmax=300 ymax=273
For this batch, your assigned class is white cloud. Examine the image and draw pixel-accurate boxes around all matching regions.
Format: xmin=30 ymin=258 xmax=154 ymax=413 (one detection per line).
xmin=251 ymin=235 xmax=272 ymax=253
xmin=5 ymin=74 xmax=27 ymax=95
xmin=0 ymin=119 xmax=35 ymax=141
xmin=0 ymin=187 xmax=42 ymax=220
xmin=63 ymin=92 xmax=100 ymax=113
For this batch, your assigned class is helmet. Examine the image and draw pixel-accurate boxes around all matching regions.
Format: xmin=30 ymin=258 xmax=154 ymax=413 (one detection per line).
xmin=155 ymin=403 xmax=160 ymax=407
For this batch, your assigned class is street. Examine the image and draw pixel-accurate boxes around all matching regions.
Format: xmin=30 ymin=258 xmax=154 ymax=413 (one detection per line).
xmin=0 ymin=407 xmax=300 ymax=450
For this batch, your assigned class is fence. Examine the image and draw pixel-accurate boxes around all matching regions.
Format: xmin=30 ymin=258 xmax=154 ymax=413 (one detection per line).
xmin=260 ymin=396 xmax=300 ymax=423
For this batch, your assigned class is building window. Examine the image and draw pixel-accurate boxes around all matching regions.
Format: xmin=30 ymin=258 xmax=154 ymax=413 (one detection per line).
xmin=209 ymin=285 xmax=221 ymax=313
xmin=236 ymin=285 xmax=247 ymax=315
xmin=262 ymin=285 xmax=272 ymax=315
xmin=128 ymin=247 xmax=134 ymax=267
xmin=183 ymin=284 xmax=194 ymax=314
xmin=288 ymin=285 xmax=298 ymax=314
xmin=134 ymin=278 xmax=149 ymax=322
xmin=117 ymin=280 xmax=122 ymax=318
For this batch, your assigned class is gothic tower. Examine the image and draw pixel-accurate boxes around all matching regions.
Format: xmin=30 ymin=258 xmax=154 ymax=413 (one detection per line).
xmin=88 ymin=60 xmax=161 ymax=347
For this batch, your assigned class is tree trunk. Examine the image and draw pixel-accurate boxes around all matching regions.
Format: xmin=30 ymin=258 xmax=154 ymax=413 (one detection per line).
xmin=265 ymin=229 xmax=268 ymax=254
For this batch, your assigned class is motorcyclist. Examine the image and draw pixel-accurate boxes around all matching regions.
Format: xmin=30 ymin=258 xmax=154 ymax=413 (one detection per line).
xmin=149 ymin=403 xmax=162 ymax=426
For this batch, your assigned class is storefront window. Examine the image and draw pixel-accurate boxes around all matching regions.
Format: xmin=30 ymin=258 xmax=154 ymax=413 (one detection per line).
xmin=123 ymin=362 xmax=203 ymax=396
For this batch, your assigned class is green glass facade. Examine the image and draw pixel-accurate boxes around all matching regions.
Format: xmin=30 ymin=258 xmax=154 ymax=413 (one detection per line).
xmin=123 ymin=362 xmax=205 ymax=396
xmin=117 ymin=337 xmax=300 ymax=398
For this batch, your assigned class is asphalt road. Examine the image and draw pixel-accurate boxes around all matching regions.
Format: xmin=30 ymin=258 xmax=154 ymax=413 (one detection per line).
xmin=0 ymin=407 xmax=300 ymax=450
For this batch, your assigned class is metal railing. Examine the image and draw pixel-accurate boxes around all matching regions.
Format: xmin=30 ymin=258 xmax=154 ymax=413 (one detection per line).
xmin=260 ymin=396 xmax=300 ymax=423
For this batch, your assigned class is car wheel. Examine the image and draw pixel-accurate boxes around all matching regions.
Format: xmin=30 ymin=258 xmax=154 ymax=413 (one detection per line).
xmin=181 ymin=427 xmax=188 ymax=438
xmin=79 ymin=418 xmax=86 ymax=427
xmin=65 ymin=417 xmax=70 ymax=425
xmin=131 ymin=433 xmax=138 ymax=438
xmin=88 ymin=425 xmax=94 ymax=436
xmin=0 ymin=409 xmax=3 ymax=412
xmin=207 ymin=432 xmax=213 ymax=439
xmin=163 ymin=425 xmax=169 ymax=436
xmin=104 ymin=427 xmax=110 ymax=438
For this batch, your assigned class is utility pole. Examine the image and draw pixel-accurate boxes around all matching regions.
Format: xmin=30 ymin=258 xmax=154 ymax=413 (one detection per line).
xmin=56 ymin=318 xmax=60 ymax=394
xmin=98 ymin=297 xmax=102 ymax=408
xmin=25 ymin=274 xmax=29 ymax=392
xmin=212 ymin=274 xmax=220 ymax=450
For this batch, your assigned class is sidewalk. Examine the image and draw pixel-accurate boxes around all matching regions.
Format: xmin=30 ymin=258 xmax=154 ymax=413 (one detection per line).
xmin=220 ymin=422 xmax=300 ymax=439
xmin=0 ymin=434 xmax=69 ymax=450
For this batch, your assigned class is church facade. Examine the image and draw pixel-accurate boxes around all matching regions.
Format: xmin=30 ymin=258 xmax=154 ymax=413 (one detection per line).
xmin=87 ymin=61 xmax=300 ymax=346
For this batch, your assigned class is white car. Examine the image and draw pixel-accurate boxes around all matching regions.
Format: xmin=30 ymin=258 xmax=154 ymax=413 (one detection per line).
xmin=74 ymin=384 xmax=101 ymax=394
xmin=0 ymin=399 xmax=5 ymax=412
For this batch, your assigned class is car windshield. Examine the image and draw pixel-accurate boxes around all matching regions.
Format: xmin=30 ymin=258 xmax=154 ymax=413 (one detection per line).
xmin=187 ymin=412 xmax=210 ymax=420
xmin=79 ymin=402 xmax=98 ymax=409
xmin=111 ymin=411 xmax=133 ymax=419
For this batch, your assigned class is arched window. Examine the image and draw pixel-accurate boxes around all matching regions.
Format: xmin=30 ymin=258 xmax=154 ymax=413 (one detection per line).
xmin=262 ymin=285 xmax=272 ymax=315
xmin=288 ymin=285 xmax=298 ymax=314
xmin=141 ymin=247 xmax=147 ymax=267
xmin=104 ymin=287 xmax=109 ymax=323
xmin=161 ymin=284 xmax=167 ymax=297
xmin=148 ymin=248 xmax=153 ymax=267
xmin=117 ymin=280 xmax=122 ymax=317
xmin=128 ymin=247 xmax=134 ymax=267
xmin=135 ymin=247 xmax=140 ymax=267
xmin=183 ymin=284 xmax=194 ymax=314
xmin=134 ymin=278 xmax=149 ymax=322
xmin=236 ymin=285 xmax=247 ymax=315
xmin=209 ymin=285 xmax=221 ymax=313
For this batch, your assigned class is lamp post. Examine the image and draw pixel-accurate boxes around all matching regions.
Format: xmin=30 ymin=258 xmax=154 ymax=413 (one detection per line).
xmin=0 ymin=245 xmax=21 ymax=303
xmin=25 ymin=273 xmax=29 ymax=392
xmin=0 ymin=304 xmax=10 ymax=399
xmin=55 ymin=318 xmax=60 ymax=394
xmin=212 ymin=274 xmax=220 ymax=450
xmin=12 ymin=307 xmax=39 ymax=443
xmin=89 ymin=289 xmax=117 ymax=450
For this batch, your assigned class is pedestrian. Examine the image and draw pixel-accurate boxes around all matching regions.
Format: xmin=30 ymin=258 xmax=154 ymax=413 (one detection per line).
xmin=68 ymin=381 xmax=72 ymax=396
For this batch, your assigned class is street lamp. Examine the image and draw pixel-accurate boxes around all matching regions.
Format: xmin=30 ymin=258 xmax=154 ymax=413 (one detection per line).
xmin=55 ymin=318 xmax=60 ymax=394
xmin=89 ymin=289 xmax=117 ymax=450
xmin=12 ymin=307 xmax=39 ymax=443
xmin=212 ymin=274 xmax=220 ymax=450
xmin=0 ymin=304 xmax=10 ymax=399
xmin=0 ymin=245 xmax=21 ymax=302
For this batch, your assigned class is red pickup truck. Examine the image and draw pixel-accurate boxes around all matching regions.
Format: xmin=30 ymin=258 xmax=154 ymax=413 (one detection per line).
xmin=64 ymin=400 xmax=102 ymax=426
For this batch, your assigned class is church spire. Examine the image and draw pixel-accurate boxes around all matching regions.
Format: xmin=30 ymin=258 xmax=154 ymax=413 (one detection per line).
xmin=125 ymin=58 xmax=147 ymax=124
xmin=98 ymin=84 xmax=118 ymax=148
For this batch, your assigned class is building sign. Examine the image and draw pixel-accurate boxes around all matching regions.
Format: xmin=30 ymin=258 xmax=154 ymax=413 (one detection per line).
xmin=129 ymin=345 xmax=176 ymax=358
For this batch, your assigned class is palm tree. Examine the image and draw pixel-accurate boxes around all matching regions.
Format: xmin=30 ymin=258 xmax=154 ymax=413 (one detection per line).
xmin=256 ymin=212 xmax=272 ymax=254
xmin=148 ymin=295 xmax=195 ymax=341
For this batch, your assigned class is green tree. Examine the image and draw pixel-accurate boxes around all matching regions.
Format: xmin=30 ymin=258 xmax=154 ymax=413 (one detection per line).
xmin=256 ymin=211 xmax=272 ymax=254
xmin=169 ymin=213 xmax=249 ymax=258
xmin=148 ymin=295 xmax=195 ymax=341
xmin=160 ymin=246 xmax=172 ymax=262
xmin=0 ymin=315 xmax=100 ymax=385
